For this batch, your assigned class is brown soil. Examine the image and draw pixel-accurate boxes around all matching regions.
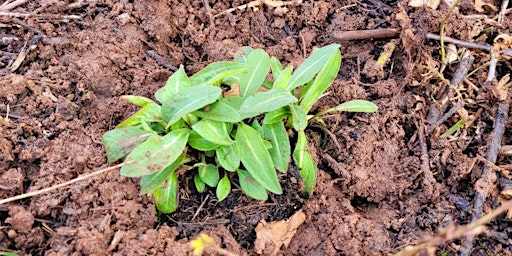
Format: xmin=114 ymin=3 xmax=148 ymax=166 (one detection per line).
xmin=1 ymin=1 xmax=512 ymax=255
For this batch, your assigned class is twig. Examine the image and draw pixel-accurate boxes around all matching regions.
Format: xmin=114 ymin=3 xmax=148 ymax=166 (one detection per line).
xmin=497 ymin=0 xmax=509 ymax=24
xmin=191 ymin=194 xmax=210 ymax=221
xmin=396 ymin=199 xmax=512 ymax=256
xmin=426 ymin=100 xmax=465 ymax=136
xmin=202 ymin=0 xmax=215 ymax=27
xmin=0 ymin=12 xmax=81 ymax=20
xmin=0 ymin=0 xmax=28 ymax=12
xmin=0 ymin=162 xmax=128 ymax=205
xmin=417 ymin=118 xmax=439 ymax=199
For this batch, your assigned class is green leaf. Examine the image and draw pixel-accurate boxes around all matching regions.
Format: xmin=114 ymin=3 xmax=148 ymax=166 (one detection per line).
xmin=199 ymin=164 xmax=220 ymax=187
xmin=293 ymin=131 xmax=307 ymax=166
xmin=161 ymin=85 xmax=222 ymax=127
xmin=237 ymin=169 xmax=268 ymax=200
xmin=251 ymin=120 xmax=264 ymax=135
xmin=121 ymin=95 xmax=156 ymax=107
xmin=273 ymin=65 xmax=293 ymax=89
xmin=297 ymin=150 xmax=317 ymax=196
xmin=222 ymin=96 xmax=244 ymax=111
xmin=289 ymin=105 xmax=308 ymax=131
xmin=234 ymin=46 xmax=255 ymax=63
xmin=262 ymin=107 xmax=290 ymax=124
xmin=216 ymin=174 xmax=231 ymax=201
xmin=154 ymin=171 xmax=179 ymax=213
xmin=140 ymin=154 xmax=184 ymax=194
xmin=215 ymin=144 xmax=240 ymax=172
xmin=155 ymin=65 xmax=191 ymax=103
xmin=194 ymin=173 xmax=206 ymax=192
xmin=262 ymin=122 xmax=290 ymax=172
xmin=239 ymin=49 xmax=271 ymax=97
xmin=285 ymin=44 xmax=341 ymax=91
xmin=121 ymin=129 xmax=190 ymax=177
xmin=270 ymin=56 xmax=283 ymax=78
xmin=235 ymin=123 xmax=282 ymax=194
xmin=117 ymin=101 xmax=161 ymax=128
xmin=316 ymin=100 xmax=378 ymax=117
xmin=193 ymin=100 xmax=242 ymax=123
xmin=192 ymin=119 xmax=234 ymax=145
xmin=102 ymin=127 xmax=152 ymax=163
xmin=299 ymin=48 xmax=341 ymax=112
xmin=188 ymin=130 xmax=220 ymax=151
xmin=239 ymin=89 xmax=297 ymax=119
xmin=189 ymin=62 xmax=247 ymax=86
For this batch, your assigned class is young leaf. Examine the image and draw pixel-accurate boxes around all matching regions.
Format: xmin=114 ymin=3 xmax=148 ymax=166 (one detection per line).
xmin=297 ymin=150 xmax=317 ymax=196
xmin=316 ymin=100 xmax=378 ymax=117
xmin=193 ymin=100 xmax=242 ymax=123
xmin=262 ymin=122 xmax=290 ymax=172
xmin=235 ymin=123 xmax=282 ymax=194
xmin=238 ymin=89 xmax=297 ymax=119
xmin=234 ymin=46 xmax=254 ymax=63
xmin=154 ymin=172 xmax=179 ymax=214
xmin=199 ymin=164 xmax=220 ymax=187
xmin=161 ymin=85 xmax=222 ymax=127
xmin=194 ymin=173 xmax=206 ymax=193
xmin=299 ymin=48 xmax=341 ymax=112
xmin=191 ymin=119 xmax=234 ymax=145
xmin=285 ymin=44 xmax=341 ymax=91
xmin=262 ymin=107 xmax=290 ymax=124
xmin=289 ymin=105 xmax=308 ymax=131
xmin=270 ymin=56 xmax=283 ymax=78
xmin=239 ymin=49 xmax=271 ymax=97
xmin=189 ymin=62 xmax=247 ymax=86
xmin=102 ymin=127 xmax=152 ymax=163
xmin=117 ymin=101 xmax=161 ymax=128
xmin=121 ymin=95 xmax=156 ymax=107
xmin=216 ymin=144 xmax=240 ymax=172
xmin=273 ymin=65 xmax=293 ymax=90
xmin=251 ymin=120 xmax=264 ymax=135
xmin=140 ymin=154 xmax=184 ymax=194
xmin=293 ymin=131 xmax=307 ymax=167
xmin=188 ymin=130 xmax=220 ymax=151
xmin=121 ymin=129 xmax=190 ymax=177
xmin=237 ymin=169 xmax=268 ymax=200
xmin=216 ymin=174 xmax=231 ymax=201
xmin=155 ymin=65 xmax=191 ymax=103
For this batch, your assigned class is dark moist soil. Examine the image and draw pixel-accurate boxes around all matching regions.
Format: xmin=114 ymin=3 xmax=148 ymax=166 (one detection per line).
xmin=1 ymin=0 xmax=512 ymax=255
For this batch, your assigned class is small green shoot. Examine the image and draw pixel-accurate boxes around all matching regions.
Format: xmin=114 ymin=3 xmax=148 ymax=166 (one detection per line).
xmin=102 ymin=44 xmax=378 ymax=213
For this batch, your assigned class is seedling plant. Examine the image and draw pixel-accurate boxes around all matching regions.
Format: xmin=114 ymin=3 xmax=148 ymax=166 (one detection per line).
xmin=102 ymin=44 xmax=377 ymax=213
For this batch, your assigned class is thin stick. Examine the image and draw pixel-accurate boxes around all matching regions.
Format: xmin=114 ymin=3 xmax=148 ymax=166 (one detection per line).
xmin=417 ymin=118 xmax=438 ymax=198
xmin=0 ymin=0 xmax=28 ymax=12
xmin=0 ymin=162 xmax=128 ymax=205
xmin=0 ymin=12 xmax=81 ymax=19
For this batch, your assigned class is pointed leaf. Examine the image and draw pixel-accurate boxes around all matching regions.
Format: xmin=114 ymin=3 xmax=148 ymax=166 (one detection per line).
xmin=188 ymin=130 xmax=220 ymax=151
xmin=293 ymin=131 xmax=307 ymax=167
xmin=273 ymin=65 xmax=293 ymax=89
xmin=161 ymin=85 xmax=222 ymax=126
xmin=237 ymin=169 xmax=268 ymax=200
xmin=193 ymin=100 xmax=242 ymax=123
xmin=234 ymin=46 xmax=255 ymax=63
xmin=155 ymin=65 xmax=191 ymax=103
xmin=262 ymin=107 xmax=290 ymax=124
xmin=102 ymin=127 xmax=152 ymax=163
xmin=189 ymin=62 xmax=247 ymax=86
xmin=235 ymin=123 xmax=282 ymax=194
xmin=140 ymin=154 xmax=184 ymax=194
xmin=199 ymin=164 xmax=220 ymax=187
xmin=121 ymin=129 xmax=190 ymax=177
xmin=215 ymin=144 xmax=240 ymax=172
xmin=117 ymin=102 xmax=161 ymax=128
xmin=262 ymin=122 xmax=290 ymax=172
xmin=194 ymin=173 xmax=206 ymax=192
xmin=320 ymin=100 xmax=378 ymax=115
xmin=270 ymin=56 xmax=283 ymax=78
xmin=121 ymin=95 xmax=156 ymax=107
xmin=192 ymin=119 xmax=234 ymax=145
xmin=285 ymin=44 xmax=340 ymax=91
xmin=299 ymin=48 xmax=341 ymax=112
xmin=239 ymin=89 xmax=297 ymax=119
xmin=297 ymin=150 xmax=317 ymax=196
xmin=154 ymin=172 xmax=179 ymax=213
xmin=239 ymin=49 xmax=271 ymax=97
xmin=289 ymin=105 xmax=308 ymax=131
xmin=216 ymin=174 xmax=231 ymax=201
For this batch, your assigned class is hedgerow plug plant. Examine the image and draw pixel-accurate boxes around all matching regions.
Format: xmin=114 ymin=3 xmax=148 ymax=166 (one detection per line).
xmin=102 ymin=44 xmax=377 ymax=213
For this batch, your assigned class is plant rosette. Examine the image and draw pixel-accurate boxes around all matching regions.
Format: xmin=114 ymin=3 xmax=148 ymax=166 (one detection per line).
xmin=102 ymin=44 xmax=378 ymax=213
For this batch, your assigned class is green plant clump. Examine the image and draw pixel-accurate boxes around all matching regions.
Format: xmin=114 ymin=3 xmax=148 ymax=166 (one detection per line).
xmin=102 ymin=44 xmax=377 ymax=213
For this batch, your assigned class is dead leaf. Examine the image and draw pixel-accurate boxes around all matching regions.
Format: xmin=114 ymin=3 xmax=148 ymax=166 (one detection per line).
xmin=492 ymin=74 xmax=511 ymax=101
xmin=254 ymin=209 xmax=306 ymax=255
xmin=408 ymin=0 xmax=440 ymax=9
xmin=474 ymin=0 xmax=497 ymax=13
